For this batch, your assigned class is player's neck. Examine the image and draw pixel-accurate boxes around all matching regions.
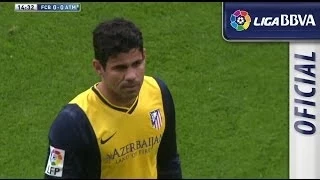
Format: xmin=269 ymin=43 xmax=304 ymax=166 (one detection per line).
xmin=96 ymin=82 xmax=136 ymax=108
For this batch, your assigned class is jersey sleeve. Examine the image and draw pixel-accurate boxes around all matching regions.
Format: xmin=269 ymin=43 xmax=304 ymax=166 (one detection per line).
xmin=154 ymin=77 xmax=182 ymax=179
xmin=44 ymin=104 xmax=101 ymax=179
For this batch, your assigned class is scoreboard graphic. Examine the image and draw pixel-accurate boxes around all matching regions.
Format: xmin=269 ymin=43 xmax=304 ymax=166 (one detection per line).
xmin=14 ymin=3 xmax=81 ymax=12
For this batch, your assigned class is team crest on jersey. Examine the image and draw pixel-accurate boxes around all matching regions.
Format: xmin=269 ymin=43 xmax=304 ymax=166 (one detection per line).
xmin=45 ymin=146 xmax=65 ymax=177
xmin=149 ymin=109 xmax=162 ymax=130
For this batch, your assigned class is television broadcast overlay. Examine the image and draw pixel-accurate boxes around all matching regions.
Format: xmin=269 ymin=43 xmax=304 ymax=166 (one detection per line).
xmin=14 ymin=3 xmax=81 ymax=12
xmin=223 ymin=2 xmax=320 ymax=179
xmin=2 ymin=2 xmax=318 ymax=178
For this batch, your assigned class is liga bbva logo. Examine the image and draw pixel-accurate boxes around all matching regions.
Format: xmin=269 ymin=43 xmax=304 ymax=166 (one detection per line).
xmin=230 ymin=10 xmax=251 ymax=31
xmin=230 ymin=10 xmax=316 ymax=31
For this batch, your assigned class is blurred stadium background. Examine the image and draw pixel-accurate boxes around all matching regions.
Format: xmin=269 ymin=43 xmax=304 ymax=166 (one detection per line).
xmin=0 ymin=2 xmax=288 ymax=178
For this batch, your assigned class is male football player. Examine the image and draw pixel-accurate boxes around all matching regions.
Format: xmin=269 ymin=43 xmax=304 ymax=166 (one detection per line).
xmin=43 ymin=17 xmax=182 ymax=179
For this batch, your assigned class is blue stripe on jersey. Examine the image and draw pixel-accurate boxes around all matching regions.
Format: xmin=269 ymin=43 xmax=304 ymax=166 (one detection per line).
xmin=154 ymin=77 xmax=182 ymax=179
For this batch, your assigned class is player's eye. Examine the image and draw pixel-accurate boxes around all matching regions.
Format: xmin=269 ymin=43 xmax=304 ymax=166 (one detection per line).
xmin=113 ymin=65 xmax=127 ymax=71
xmin=132 ymin=60 xmax=143 ymax=67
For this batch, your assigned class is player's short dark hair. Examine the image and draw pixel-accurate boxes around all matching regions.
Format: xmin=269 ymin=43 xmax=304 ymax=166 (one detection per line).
xmin=92 ymin=17 xmax=144 ymax=69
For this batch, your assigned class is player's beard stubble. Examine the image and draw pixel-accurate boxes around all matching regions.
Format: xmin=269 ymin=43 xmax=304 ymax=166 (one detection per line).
xmin=106 ymin=77 xmax=143 ymax=107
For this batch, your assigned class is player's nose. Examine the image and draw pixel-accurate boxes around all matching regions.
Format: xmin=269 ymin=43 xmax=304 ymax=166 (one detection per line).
xmin=124 ymin=67 xmax=137 ymax=81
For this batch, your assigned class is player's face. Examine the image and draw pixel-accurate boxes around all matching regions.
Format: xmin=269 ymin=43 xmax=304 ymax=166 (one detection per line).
xmin=103 ymin=48 xmax=146 ymax=101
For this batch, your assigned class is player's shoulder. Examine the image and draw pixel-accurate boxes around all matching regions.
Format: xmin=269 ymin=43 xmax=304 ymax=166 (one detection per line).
xmin=143 ymin=75 xmax=170 ymax=91
xmin=50 ymin=104 xmax=87 ymax=131
xmin=68 ymin=85 xmax=95 ymax=104
xmin=52 ymin=83 xmax=97 ymax=127
xmin=49 ymin=103 xmax=93 ymax=149
xmin=48 ymin=86 xmax=96 ymax=148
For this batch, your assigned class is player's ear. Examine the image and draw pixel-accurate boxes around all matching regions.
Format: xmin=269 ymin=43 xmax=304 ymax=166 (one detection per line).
xmin=143 ymin=48 xmax=146 ymax=61
xmin=92 ymin=59 xmax=104 ymax=75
